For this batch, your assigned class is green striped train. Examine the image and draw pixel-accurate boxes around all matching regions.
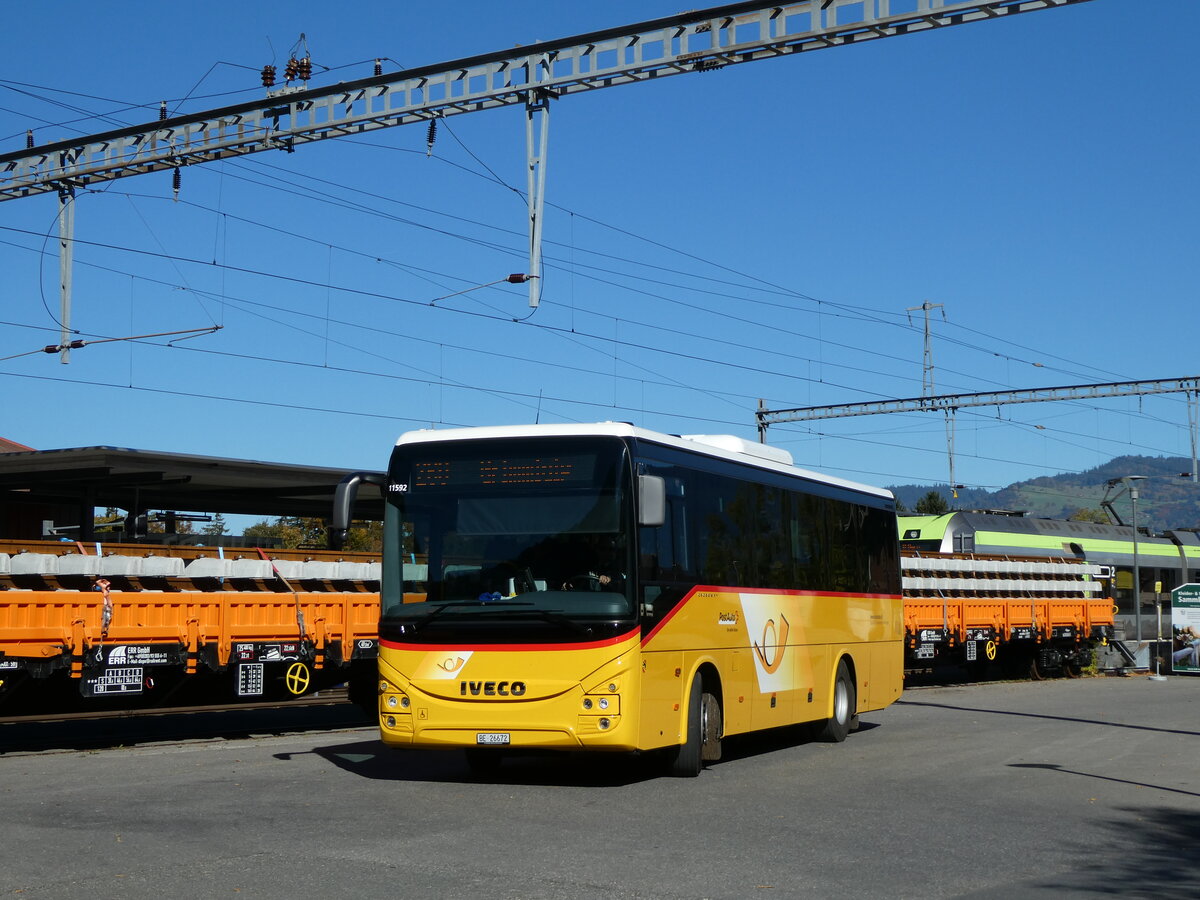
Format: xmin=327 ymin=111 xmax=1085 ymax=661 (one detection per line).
xmin=899 ymin=512 xmax=1200 ymax=610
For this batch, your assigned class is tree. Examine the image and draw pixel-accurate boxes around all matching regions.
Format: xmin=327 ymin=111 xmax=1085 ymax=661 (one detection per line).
xmin=915 ymin=491 xmax=950 ymax=515
xmin=241 ymin=516 xmax=383 ymax=550
xmin=243 ymin=517 xmax=308 ymax=549
xmin=202 ymin=513 xmax=227 ymax=537
xmin=94 ymin=507 xmax=124 ymax=535
xmin=343 ymin=520 xmax=383 ymax=553
xmin=1069 ymin=507 xmax=1110 ymax=524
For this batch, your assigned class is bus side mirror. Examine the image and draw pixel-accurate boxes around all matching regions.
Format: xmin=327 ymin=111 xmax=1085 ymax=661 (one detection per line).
xmin=330 ymin=471 xmax=387 ymax=550
xmin=638 ymin=475 xmax=666 ymax=527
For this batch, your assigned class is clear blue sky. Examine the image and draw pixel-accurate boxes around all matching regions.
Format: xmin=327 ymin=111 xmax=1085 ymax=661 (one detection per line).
xmin=1 ymin=0 xmax=1197 ymax=508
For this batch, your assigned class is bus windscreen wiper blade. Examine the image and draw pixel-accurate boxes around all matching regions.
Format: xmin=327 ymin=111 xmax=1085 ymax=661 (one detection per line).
xmin=501 ymin=608 xmax=596 ymax=636
xmin=412 ymin=599 xmax=532 ymax=631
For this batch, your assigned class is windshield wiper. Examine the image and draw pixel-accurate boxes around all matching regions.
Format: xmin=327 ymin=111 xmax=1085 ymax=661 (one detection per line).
xmin=502 ymin=607 xmax=596 ymax=637
xmin=410 ymin=599 xmax=533 ymax=632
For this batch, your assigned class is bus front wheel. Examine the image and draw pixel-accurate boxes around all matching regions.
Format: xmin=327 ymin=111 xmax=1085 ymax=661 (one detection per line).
xmin=814 ymin=659 xmax=856 ymax=743
xmin=667 ymin=672 xmax=721 ymax=777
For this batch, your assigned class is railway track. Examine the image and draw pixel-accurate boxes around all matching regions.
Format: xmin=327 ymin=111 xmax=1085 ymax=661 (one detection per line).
xmin=0 ymin=688 xmax=374 ymax=755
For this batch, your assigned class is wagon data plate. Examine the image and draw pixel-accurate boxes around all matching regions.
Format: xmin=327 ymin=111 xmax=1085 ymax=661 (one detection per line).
xmin=476 ymin=732 xmax=510 ymax=745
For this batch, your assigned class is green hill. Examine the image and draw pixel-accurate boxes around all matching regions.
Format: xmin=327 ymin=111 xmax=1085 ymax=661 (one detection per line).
xmin=888 ymin=455 xmax=1200 ymax=534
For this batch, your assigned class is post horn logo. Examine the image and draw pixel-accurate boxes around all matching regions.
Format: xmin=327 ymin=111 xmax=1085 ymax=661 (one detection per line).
xmin=752 ymin=614 xmax=790 ymax=674
xmin=438 ymin=656 xmax=467 ymax=673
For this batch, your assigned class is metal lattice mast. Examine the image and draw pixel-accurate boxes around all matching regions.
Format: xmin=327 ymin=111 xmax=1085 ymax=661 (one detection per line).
xmin=906 ymin=300 xmax=957 ymax=494
xmin=906 ymin=301 xmax=944 ymax=399
xmin=1188 ymin=389 xmax=1199 ymax=482
xmin=56 ymin=185 xmax=75 ymax=364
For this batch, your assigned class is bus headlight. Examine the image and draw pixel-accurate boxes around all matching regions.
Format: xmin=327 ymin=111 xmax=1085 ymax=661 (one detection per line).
xmin=581 ymin=694 xmax=619 ymax=714
xmin=381 ymin=681 xmax=410 ymax=712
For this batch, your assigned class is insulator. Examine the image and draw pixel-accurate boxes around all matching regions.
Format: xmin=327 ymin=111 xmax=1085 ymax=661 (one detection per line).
xmin=25 ymin=130 xmax=33 ymax=148
xmin=298 ymin=56 xmax=312 ymax=80
xmin=506 ymin=274 xmax=529 ymax=284
xmin=374 ymin=58 xmax=383 ymax=76
xmin=172 ymin=166 xmax=181 ymax=197
xmin=285 ymin=57 xmax=299 ymax=81
xmin=159 ymin=101 xmax=167 ymax=121
xmin=425 ymin=119 xmax=437 ymax=156
xmin=261 ymin=64 xmax=276 ymax=87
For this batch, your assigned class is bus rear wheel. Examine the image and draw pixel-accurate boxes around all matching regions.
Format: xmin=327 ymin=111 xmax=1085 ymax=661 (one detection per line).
xmin=667 ymin=672 xmax=721 ymax=777
xmin=814 ymin=659 xmax=856 ymax=743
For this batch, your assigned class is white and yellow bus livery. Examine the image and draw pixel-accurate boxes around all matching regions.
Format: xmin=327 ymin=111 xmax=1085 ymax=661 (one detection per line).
xmin=361 ymin=423 xmax=902 ymax=776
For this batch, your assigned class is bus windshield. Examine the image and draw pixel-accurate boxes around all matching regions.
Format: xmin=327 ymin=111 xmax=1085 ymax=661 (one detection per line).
xmin=382 ymin=436 xmax=636 ymax=642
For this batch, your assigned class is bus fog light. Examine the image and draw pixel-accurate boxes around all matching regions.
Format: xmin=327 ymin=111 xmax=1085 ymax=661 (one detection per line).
xmin=385 ymin=716 xmax=396 ymax=728
xmin=598 ymin=718 xmax=611 ymax=730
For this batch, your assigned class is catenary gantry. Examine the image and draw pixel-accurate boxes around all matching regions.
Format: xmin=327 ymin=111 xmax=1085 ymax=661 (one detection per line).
xmin=1 ymin=0 xmax=1093 ymax=320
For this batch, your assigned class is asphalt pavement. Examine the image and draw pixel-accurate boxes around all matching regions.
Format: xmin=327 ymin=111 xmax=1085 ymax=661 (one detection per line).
xmin=1 ymin=674 xmax=1197 ymax=899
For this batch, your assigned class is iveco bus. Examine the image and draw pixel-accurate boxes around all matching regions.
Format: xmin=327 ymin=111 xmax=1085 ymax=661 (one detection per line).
xmin=337 ymin=423 xmax=902 ymax=775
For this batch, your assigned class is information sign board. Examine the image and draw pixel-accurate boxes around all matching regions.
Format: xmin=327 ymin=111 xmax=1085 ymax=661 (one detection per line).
xmin=1169 ymin=584 xmax=1200 ymax=674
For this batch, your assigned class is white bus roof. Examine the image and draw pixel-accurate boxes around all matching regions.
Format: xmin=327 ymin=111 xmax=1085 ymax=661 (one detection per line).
xmin=395 ymin=422 xmax=893 ymax=501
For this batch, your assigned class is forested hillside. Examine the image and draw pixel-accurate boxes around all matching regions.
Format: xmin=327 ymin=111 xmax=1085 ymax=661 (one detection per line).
xmin=889 ymin=455 xmax=1200 ymax=533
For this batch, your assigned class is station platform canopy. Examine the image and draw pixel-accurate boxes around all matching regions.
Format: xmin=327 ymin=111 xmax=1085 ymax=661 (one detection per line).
xmin=0 ymin=445 xmax=384 ymax=542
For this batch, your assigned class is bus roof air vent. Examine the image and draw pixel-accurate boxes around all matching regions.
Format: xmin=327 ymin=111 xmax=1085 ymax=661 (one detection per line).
xmin=679 ymin=434 xmax=793 ymax=467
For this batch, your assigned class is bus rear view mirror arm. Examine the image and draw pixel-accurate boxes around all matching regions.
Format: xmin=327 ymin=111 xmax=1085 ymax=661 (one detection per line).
xmin=330 ymin=472 xmax=388 ymax=550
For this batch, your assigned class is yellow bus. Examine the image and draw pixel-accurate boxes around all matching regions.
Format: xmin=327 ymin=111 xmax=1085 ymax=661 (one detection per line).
xmin=350 ymin=423 xmax=902 ymax=776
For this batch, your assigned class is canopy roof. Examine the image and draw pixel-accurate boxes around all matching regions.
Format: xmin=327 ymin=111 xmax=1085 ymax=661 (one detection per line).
xmin=0 ymin=445 xmax=384 ymax=534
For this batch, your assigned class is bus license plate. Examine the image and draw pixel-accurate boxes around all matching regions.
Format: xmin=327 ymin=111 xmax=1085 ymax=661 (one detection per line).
xmin=476 ymin=732 xmax=510 ymax=745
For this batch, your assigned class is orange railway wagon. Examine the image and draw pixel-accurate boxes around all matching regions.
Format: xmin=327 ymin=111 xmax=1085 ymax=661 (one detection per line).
xmin=0 ymin=542 xmax=379 ymax=709
xmin=1 ymin=547 xmax=1118 ymax=713
xmin=901 ymin=553 xmax=1115 ymax=678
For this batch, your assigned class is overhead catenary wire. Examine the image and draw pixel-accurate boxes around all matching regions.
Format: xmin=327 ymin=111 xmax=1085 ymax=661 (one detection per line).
xmin=0 ymin=37 xmax=1188 ymax=488
xmin=1 ymin=202 xmax=1187 ymax=461
xmin=216 ymin=149 xmax=1153 ymax=401
xmin=2 ymin=175 xmax=1180 ymax=453
xmin=58 ymin=174 xmax=1042 ymax=404
xmin=0 ymin=240 xmax=786 ymax=414
xmin=6 ymin=185 xmax=1179 ymax=438
xmin=0 ymin=42 xmax=1153 ymax=404
xmin=2 ymin=79 xmax=1132 ymax=415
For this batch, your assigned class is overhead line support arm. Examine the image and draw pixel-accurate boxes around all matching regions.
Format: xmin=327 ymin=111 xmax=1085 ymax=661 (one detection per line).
xmin=0 ymin=0 xmax=1093 ymax=201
